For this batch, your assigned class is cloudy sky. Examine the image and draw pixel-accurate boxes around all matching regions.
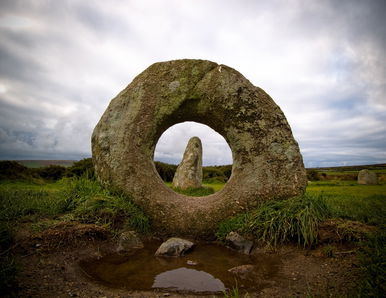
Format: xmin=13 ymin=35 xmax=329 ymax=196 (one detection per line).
xmin=0 ymin=0 xmax=385 ymax=167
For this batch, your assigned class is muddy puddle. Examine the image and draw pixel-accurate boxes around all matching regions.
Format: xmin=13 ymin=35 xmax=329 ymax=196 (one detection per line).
xmin=79 ymin=241 xmax=281 ymax=294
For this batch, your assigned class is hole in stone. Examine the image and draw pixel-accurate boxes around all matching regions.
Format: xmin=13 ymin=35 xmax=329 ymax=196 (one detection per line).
xmin=154 ymin=122 xmax=233 ymax=196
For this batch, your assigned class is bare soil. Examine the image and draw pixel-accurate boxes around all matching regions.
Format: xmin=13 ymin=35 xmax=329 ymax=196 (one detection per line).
xmin=10 ymin=223 xmax=361 ymax=297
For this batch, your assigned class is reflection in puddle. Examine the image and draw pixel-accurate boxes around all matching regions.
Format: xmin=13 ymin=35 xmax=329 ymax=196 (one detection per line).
xmin=152 ymin=267 xmax=225 ymax=293
xmin=79 ymin=241 xmax=280 ymax=294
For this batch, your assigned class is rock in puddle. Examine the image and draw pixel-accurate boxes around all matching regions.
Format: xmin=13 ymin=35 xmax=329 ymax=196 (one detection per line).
xmin=187 ymin=260 xmax=198 ymax=265
xmin=225 ymin=232 xmax=253 ymax=254
xmin=155 ymin=237 xmax=194 ymax=256
xmin=116 ymin=231 xmax=144 ymax=253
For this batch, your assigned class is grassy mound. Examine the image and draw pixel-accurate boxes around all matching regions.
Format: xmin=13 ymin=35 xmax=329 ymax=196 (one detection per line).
xmin=217 ymin=194 xmax=330 ymax=247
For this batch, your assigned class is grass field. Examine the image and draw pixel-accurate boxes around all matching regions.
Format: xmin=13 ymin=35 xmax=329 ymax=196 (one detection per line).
xmin=1 ymin=173 xmax=385 ymax=296
xmin=306 ymin=180 xmax=386 ymax=226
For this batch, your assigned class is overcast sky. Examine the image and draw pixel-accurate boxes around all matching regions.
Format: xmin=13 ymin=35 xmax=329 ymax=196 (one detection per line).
xmin=0 ymin=0 xmax=385 ymax=167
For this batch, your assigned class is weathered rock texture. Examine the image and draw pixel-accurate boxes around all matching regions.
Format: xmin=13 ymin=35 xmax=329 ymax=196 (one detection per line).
xmin=357 ymin=169 xmax=378 ymax=185
xmin=172 ymin=136 xmax=203 ymax=189
xmin=155 ymin=237 xmax=194 ymax=256
xmin=92 ymin=59 xmax=307 ymax=237
xmin=225 ymin=232 xmax=254 ymax=254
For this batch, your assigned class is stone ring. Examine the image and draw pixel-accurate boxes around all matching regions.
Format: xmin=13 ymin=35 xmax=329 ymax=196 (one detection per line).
xmin=92 ymin=59 xmax=306 ymax=237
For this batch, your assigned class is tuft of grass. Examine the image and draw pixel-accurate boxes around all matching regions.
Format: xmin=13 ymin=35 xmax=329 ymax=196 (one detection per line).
xmin=172 ymin=186 xmax=215 ymax=197
xmin=223 ymin=286 xmax=240 ymax=298
xmin=62 ymin=177 xmax=150 ymax=233
xmin=217 ymin=194 xmax=330 ymax=247
xmin=0 ymin=177 xmax=151 ymax=233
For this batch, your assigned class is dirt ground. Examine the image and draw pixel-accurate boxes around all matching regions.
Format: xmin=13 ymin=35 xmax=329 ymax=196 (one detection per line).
xmin=9 ymin=223 xmax=361 ymax=298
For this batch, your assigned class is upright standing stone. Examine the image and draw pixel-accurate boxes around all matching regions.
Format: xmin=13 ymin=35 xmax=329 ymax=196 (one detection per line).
xmin=172 ymin=137 xmax=203 ymax=189
xmin=358 ymin=169 xmax=378 ymax=185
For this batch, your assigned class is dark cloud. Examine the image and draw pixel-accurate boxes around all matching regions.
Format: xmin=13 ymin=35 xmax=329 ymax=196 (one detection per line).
xmin=0 ymin=0 xmax=384 ymax=167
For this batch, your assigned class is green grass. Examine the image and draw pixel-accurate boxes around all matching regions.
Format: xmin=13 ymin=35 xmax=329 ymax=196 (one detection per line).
xmin=356 ymin=232 xmax=386 ymax=297
xmin=171 ymin=186 xmax=215 ymax=196
xmin=306 ymin=181 xmax=386 ymax=226
xmin=0 ymin=181 xmax=69 ymax=221
xmin=164 ymin=182 xmax=225 ymax=195
xmin=0 ymin=177 xmax=150 ymax=233
xmin=217 ymin=194 xmax=330 ymax=247
xmin=203 ymin=183 xmax=225 ymax=192
xmin=58 ymin=177 xmax=150 ymax=233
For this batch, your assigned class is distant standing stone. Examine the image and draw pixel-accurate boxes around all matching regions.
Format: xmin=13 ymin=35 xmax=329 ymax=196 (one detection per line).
xmin=357 ymin=169 xmax=378 ymax=185
xmin=172 ymin=137 xmax=203 ymax=190
xmin=155 ymin=237 xmax=194 ymax=256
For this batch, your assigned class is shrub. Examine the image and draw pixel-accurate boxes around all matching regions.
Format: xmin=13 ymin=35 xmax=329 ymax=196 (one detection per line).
xmin=0 ymin=161 xmax=38 ymax=181
xmin=307 ymin=169 xmax=320 ymax=181
xmin=203 ymin=167 xmax=228 ymax=183
xmin=154 ymin=161 xmax=177 ymax=182
xmin=65 ymin=158 xmax=95 ymax=178
xmin=37 ymin=165 xmax=66 ymax=181
xmin=154 ymin=161 xmax=232 ymax=183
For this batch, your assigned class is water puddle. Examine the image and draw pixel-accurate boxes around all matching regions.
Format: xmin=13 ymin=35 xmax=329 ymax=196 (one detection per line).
xmin=79 ymin=241 xmax=280 ymax=294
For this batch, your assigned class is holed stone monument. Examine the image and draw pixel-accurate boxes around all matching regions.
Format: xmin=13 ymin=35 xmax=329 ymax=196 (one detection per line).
xmin=92 ymin=59 xmax=307 ymax=237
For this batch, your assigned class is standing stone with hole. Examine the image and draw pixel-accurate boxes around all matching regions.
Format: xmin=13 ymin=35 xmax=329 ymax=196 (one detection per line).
xmin=172 ymin=136 xmax=203 ymax=190
xmin=92 ymin=59 xmax=307 ymax=237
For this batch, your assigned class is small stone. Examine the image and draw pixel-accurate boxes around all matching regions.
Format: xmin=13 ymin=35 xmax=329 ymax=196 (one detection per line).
xmin=172 ymin=137 xmax=203 ymax=190
xmin=225 ymin=232 xmax=253 ymax=254
xmin=116 ymin=231 xmax=143 ymax=253
xmin=357 ymin=169 xmax=378 ymax=185
xmin=155 ymin=237 xmax=194 ymax=257
xmin=187 ymin=260 xmax=198 ymax=265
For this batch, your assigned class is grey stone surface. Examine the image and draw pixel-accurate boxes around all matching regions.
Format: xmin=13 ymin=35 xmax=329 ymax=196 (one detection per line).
xmin=172 ymin=137 xmax=203 ymax=190
xmin=116 ymin=231 xmax=143 ymax=253
xmin=92 ymin=59 xmax=307 ymax=237
xmin=155 ymin=237 xmax=194 ymax=256
xmin=225 ymin=232 xmax=253 ymax=254
xmin=357 ymin=169 xmax=378 ymax=185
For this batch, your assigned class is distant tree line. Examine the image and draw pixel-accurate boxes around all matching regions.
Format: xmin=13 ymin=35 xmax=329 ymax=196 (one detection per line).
xmin=0 ymin=159 xmax=234 ymax=183
xmin=0 ymin=158 xmax=94 ymax=181
xmin=4 ymin=159 xmax=381 ymax=183
xmin=154 ymin=161 xmax=232 ymax=183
